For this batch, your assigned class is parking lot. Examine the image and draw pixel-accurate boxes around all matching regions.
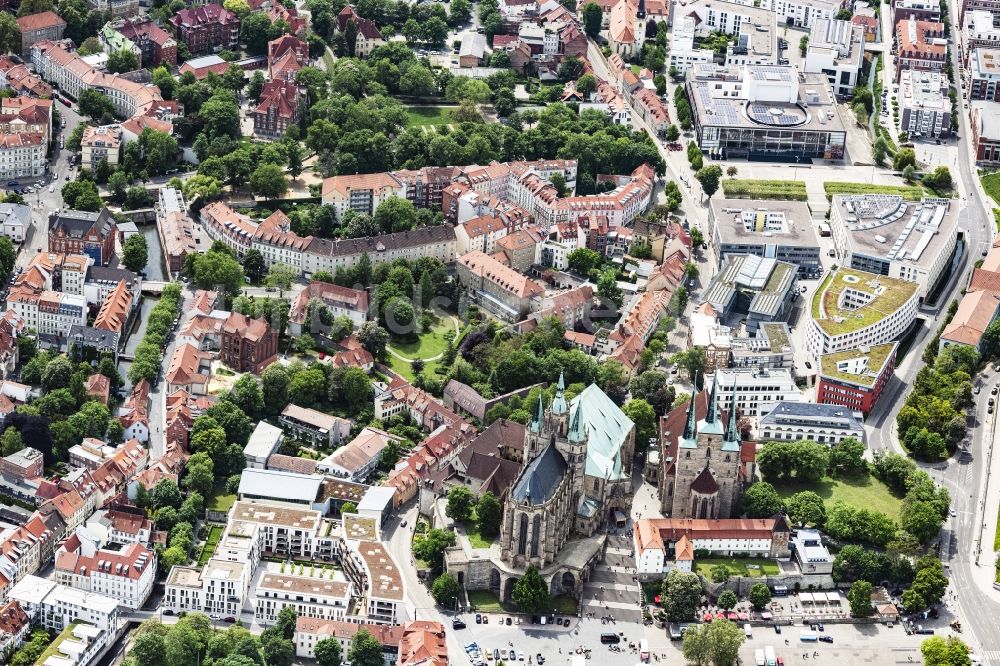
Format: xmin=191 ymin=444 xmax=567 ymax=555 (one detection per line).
xmin=732 ymin=622 xmax=926 ymax=666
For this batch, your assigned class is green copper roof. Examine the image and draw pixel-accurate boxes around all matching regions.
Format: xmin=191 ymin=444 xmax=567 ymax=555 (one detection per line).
xmin=531 ymin=392 xmax=544 ymax=433
xmin=570 ymin=383 xmax=634 ymax=481
xmin=722 ymin=387 xmax=741 ymax=450
xmin=569 ymin=401 xmax=586 ymax=443
xmin=551 ymin=372 xmax=568 ymax=415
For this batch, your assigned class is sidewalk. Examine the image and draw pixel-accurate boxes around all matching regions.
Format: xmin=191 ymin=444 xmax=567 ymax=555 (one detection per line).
xmin=966 ymin=396 xmax=1000 ymax=599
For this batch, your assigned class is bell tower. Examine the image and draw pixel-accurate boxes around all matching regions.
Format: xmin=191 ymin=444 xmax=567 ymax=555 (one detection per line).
xmin=524 ymin=393 xmax=547 ymax=465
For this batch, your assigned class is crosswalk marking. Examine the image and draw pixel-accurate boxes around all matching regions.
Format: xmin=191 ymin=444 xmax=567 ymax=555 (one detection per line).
xmin=981 ymin=650 xmax=1000 ymax=665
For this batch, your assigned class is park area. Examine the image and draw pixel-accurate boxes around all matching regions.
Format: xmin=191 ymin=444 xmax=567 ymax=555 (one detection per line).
xmin=406 ymin=106 xmax=457 ymax=131
xmin=772 ymin=475 xmax=903 ymax=521
xmin=197 ymin=525 xmax=224 ymax=565
xmin=207 ymin=482 xmax=237 ymax=513
xmin=385 ymin=314 xmax=459 ymax=381
xmin=693 ymin=557 xmax=781 ymax=579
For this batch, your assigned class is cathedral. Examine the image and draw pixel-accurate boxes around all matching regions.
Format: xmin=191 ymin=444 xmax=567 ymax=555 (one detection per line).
xmin=499 ymin=375 xmax=636 ymax=570
xmin=659 ymin=372 xmax=754 ymax=519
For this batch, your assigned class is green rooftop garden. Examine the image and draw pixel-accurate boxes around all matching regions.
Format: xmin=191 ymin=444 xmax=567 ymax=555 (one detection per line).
xmin=761 ymin=323 xmax=790 ymax=351
xmin=818 ymin=342 xmax=897 ymax=387
xmin=35 ymin=622 xmax=83 ymax=666
xmin=811 ymin=268 xmax=918 ymax=337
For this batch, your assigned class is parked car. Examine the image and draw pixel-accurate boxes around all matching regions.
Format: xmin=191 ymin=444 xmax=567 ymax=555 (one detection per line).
xmin=224 ymin=617 xmax=237 ymax=623
xmin=475 ymin=614 xmax=482 ymax=624
xmin=453 ymin=619 xmax=467 ymax=629
xmin=774 ymin=624 xmax=782 ymax=634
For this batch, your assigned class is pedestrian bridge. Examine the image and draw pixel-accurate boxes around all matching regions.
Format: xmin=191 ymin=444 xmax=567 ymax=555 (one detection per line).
xmin=140 ymin=281 xmax=170 ymax=295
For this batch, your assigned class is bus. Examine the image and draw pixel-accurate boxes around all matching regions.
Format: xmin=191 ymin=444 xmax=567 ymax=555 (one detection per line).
xmin=772 ymin=585 xmax=789 ymax=597
xmin=754 ymin=649 xmax=766 ymax=666
xmin=800 ymin=633 xmax=818 ymax=642
xmin=639 ymin=640 xmax=649 ymax=662
xmin=764 ymin=646 xmax=777 ymax=666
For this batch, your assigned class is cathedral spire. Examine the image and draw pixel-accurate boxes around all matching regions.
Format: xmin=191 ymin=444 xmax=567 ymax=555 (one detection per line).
xmin=531 ymin=392 xmax=544 ymax=433
xmin=707 ymin=369 xmax=720 ymax=424
xmin=682 ymin=371 xmax=698 ymax=441
xmin=551 ymin=372 xmax=568 ymax=415
xmin=724 ymin=388 xmax=740 ymax=444
xmin=569 ymin=403 xmax=586 ymax=442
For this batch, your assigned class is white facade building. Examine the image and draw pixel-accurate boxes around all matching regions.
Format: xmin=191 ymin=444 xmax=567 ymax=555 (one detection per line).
xmin=806 ymin=268 xmax=920 ymax=359
xmin=9 ymin=575 xmax=120 ymax=631
xmin=804 ymin=19 xmax=865 ymax=97
xmin=758 ymin=401 xmax=865 ymax=444
xmin=762 ymin=0 xmax=839 ymax=28
xmin=54 ymin=534 xmax=156 ymax=610
xmin=707 ymin=367 xmax=802 ymax=416
xmin=254 ymin=571 xmax=353 ymax=623
xmin=668 ymin=17 xmax=714 ymax=74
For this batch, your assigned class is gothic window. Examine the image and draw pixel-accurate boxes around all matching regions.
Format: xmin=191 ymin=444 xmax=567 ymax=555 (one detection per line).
xmin=724 ymin=455 xmax=730 ymax=462
xmin=685 ymin=451 xmax=690 ymax=458
xmin=531 ymin=514 xmax=541 ymax=558
xmin=517 ymin=514 xmax=528 ymax=555
xmin=667 ymin=482 xmax=673 ymax=496
xmin=705 ymin=446 xmax=711 ymax=458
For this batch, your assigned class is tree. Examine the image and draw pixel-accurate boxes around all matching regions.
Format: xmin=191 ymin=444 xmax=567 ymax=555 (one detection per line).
xmin=829 ymin=436 xmax=867 ymax=477
xmin=79 ymin=89 xmax=114 ymax=120
xmin=873 ymin=137 xmax=888 ymax=166
xmin=446 ymin=486 xmax=475 ymax=522
xmin=901 ymin=500 xmax=945 ymax=544
xmin=108 ymin=48 xmax=139 ymax=74
xmin=799 ymin=34 xmax=809 ymax=55
xmin=449 ymin=0 xmax=471 ymax=24
xmin=671 ymin=347 xmax=705 ymax=383
xmin=400 ymin=65 xmax=436 ymax=97
xmin=0 ymin=13 xmax=19 ymax=55
xmin=263 ymin=637 xmax=294 ymax=666
xmin=853 ymin=102 xmax=868 ymax=127
xmin=0 ymin=236 xmax=14 ymax=279
xmin=847 ymin=580 xmax=872 ymax=617
xmin=243 ymin=248 xmax=266 ymax=284
xmin=314 ymin=638 xmax=343 ymax=666
xmin=566 ymin=248 xmax=601 ymax=275
xmin=374 ymin=196 xmax=417 ymax=233
xmin=921 ymin=636 xmax=971 ymax=666
xmin=250 ymin=163 xmax=289 ymax=199
xmin=682 ymin=620 xmax=744 ymax=666
xmin=623 ymin=399 xmax=657 ymax=445
xmin=695 ymin=164 xmax=723 ymax=198
xmin=190 ymin=249 xmax=245 ymax=296
xmin=266 ymin=262 xmax=297 ymax=294
xmin=229 ymin=374 xmax=264 ymax=419
xmin=924 ymin=165 xmax=953 ymax=191
xmin=511 ymin=566 xmax=551 ymax=613
xmin=894 ymin=148 xmax=917 ymax=171
xmin=558 ymin=56 xmax=584 ymax=82
xmin=122 ymin=234 xmax=149 ymax=273
xmin=340 ymin=367 xmax=372 ymax=412
xmin=358 ymin=322 xmax=389 ymax=359
xmin=431 ymin=572 xmax=462 ymax=607
xmin=412 ymin=528 xmax=456 ymax=569
xmin=785 ymin=491 xmax=826 ymax=527
xmin=741 ymin=482 xmax=784 ymax=518
xmin=748 ymin=583 xmax=771 ymax=610
xmin=422 ymin=16 xmax=449 ymax=46
xmin=576 ymin=73 xmax=597 ymax=96
xmin=903 ymin=165 xmax=916 ymax=183
xmin=665 ymin=124 xmax=680 ymax=141
xmin=717 ymin=590 xmax=738 ymax=611
xmin=597 ymin=268 xmax=623 ymax=308
xmin=348 ymin=630 xmax=384 ymax=666
xmin=477 ymin=491 xmax=501 ymax=538
xmin=0 ymin=427 xmax=23 ymax=456
xmin=130 ymin=630 xmax=168 ymax=666
xmin=661 ymin=569 xmax=702 ymax=622
xmin=581 ymin=2 xmax=602 ymax=38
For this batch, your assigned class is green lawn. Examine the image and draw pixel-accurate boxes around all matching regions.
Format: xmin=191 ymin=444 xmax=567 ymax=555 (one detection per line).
xmin=35 ymin=622 xmax=80 ymax=665
xmin=823 ymin=181 xmax=927 ymax=200
xmin=469 ymin=590 xmax=509 ymax=612
xmin=694 ymin=557 xmax=780 ymax=578
xmin=197 ymin=525 xmax=224 ymax=566
xmin=207 ymin=482 xmax=237 ymax=512
xmin=467 ymin=591 xmax=577 ymax=614
xmin=984 ymin=173 xmax=1000 ymax=207
xmin=406 ymin=106 xmax=456 ymax=129
xmin=772 ymin=475 xmax=904 ymax=521
xmin=462 ymin=511 xmax=498 ymax=549
xmin=721 ymin=179 xmax=808 ymax=200
xmin=385 ymin=314 xmax=456 ymax=380
xmin=994 ymin=500 xmax=1000 ymax=551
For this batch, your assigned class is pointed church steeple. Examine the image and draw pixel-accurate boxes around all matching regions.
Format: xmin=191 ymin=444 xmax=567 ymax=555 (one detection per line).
xmin=531 ymin=392 xmax=544 ymax=433
xmin=698 ymin=370 xmax=725 ymax=436
xmin=723 ymin=387 xmax=741 ymax=451
xmin=569 ymin=403 xmax=586 ymax=442
xmin=679 ymin=371 xmax=699 ymax=448
xmin=637 ymin=0 xmax=646 ymax=19
xmin=551 ymin=372 xmax=568 ymax=415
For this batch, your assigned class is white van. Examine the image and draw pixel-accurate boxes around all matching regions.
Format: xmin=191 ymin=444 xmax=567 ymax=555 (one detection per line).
xmin=744 ymin=623 xmax=753 ymax=638
xmin=754 ymin=649 xmax=766 ymax=666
